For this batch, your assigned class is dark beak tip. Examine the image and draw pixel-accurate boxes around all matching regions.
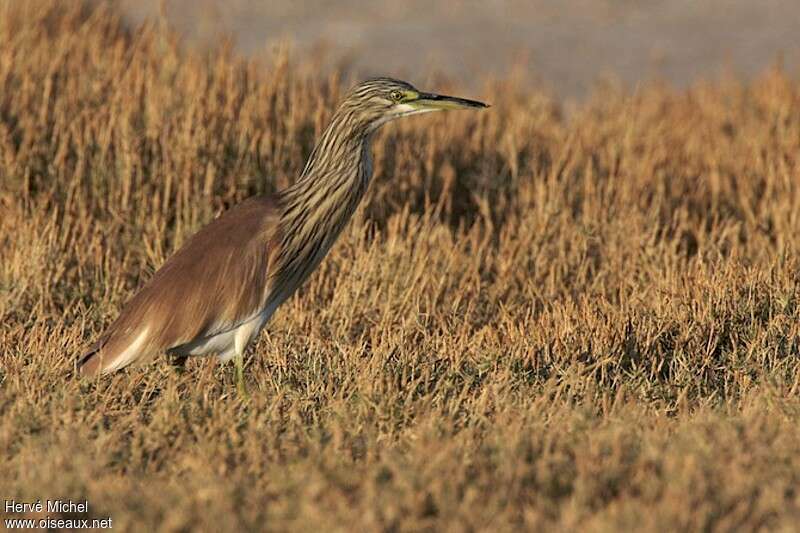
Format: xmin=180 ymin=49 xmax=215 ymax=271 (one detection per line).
xmin=466 ymin=99 xmax=489 ymax=109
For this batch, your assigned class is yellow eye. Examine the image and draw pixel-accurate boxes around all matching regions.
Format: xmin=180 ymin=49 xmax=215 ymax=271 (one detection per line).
xmin=390 ymin=90 xmax=403 ymax=102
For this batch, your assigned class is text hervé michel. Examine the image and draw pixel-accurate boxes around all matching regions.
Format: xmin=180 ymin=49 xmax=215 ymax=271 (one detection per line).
xmin=6 ymin=499 xmax=89 ymax=514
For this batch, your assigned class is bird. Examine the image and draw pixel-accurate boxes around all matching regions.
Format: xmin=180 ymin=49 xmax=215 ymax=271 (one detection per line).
xmin=78 ymin=77 xmax=488 ymax=378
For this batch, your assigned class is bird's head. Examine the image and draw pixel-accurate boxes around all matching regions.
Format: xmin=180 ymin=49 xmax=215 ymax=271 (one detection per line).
xmin=339 ymin=77 xmax=488 ymax=133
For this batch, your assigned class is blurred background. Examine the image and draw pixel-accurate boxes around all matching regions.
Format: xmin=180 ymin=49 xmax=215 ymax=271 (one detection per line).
xmin=120 ymin=0 xmax=800 ymax=99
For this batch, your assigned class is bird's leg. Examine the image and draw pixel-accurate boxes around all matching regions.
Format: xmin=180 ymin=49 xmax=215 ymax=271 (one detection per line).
xmin=233 ymin=333 xmax=250 ymax=400
xmin=234 ymin=352 xmax=249 ymax=399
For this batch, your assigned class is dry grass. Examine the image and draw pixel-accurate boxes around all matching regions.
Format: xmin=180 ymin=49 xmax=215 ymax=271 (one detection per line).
xmin=2 ymin=1 xmax=800 ymax=531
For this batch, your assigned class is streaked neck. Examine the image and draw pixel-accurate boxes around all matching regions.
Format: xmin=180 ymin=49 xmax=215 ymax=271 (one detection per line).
xmin=273 ymin=107 xmax=375 ymax=281
xmin=286 ymin=106 xmax=372 ymax=199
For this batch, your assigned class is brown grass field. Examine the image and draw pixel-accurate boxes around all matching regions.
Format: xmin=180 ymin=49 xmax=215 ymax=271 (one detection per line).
xmin=2 ymin=1 xmax=800 ymax=531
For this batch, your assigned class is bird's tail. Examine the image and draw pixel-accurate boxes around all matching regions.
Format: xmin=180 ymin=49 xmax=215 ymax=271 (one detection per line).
xmin=76 ymin=339 xmax=109 ymax=377
xmin=77 ymin=326 xmax=151 ymax=377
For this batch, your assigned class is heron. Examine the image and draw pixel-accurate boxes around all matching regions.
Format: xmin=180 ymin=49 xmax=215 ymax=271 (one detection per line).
xmin=78 ymin=77 xmax=488 ymax=380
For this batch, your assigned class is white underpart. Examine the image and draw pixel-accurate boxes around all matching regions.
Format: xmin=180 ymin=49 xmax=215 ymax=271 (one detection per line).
xmin=104 ymin=326 xmax=150 ymax=374
xmin=170 ymin=300 xmax=281 ymax=363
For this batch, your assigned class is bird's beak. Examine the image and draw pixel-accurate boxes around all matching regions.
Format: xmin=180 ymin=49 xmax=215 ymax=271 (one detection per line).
xmin=410 ymin=91 xmax=489 ymax=111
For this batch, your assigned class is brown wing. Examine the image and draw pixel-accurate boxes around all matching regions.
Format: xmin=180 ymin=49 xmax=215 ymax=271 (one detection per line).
xmin=78 ymin=195 xmax=283 ymax=376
